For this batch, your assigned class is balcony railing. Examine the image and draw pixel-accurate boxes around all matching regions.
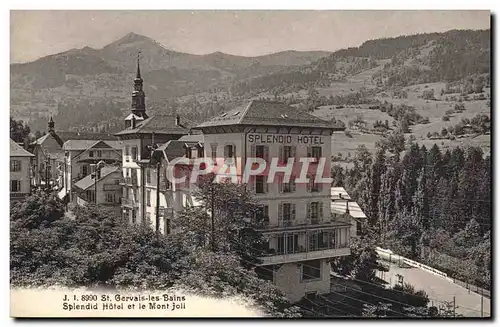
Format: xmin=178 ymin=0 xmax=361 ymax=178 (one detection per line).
xmin=121 ymin=197 xmax=138 ymax=207
xmin=258 ymin=242 xmax=350 ymax=266
xmin=255 ymin=216 xmax=350 ymax=232
xmin=103 ymin=183 xmax=121 ymax=191
xmin=120 ymin=177 xmax=138 ymax=186
xmin=10 ymin=192 xmax=30 ymax=199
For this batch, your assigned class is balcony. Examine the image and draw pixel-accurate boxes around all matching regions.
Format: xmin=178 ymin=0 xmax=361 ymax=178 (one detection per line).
xmin=120 ymin=177 xmax=138 ymax=186
xmin=121 ymin=197 xmax=138 ymax=208
xmin=259 ymin=243 xmax=350 ymax=266
xmin=256 ymin=216 xmax=351 ymax=233
xmin=10 ymin=192 xmax=30 ymax=201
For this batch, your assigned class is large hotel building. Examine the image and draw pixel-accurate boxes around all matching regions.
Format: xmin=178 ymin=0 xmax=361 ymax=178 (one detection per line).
xmin=115 ymin=59 xmax=360 ymax=302
xmin=194 ymin=101 xmax=351 ymax=301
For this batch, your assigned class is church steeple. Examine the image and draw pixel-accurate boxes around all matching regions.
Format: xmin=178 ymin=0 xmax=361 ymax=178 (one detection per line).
xmin=48 ymin=116 xmax=55 ymax=133
xmin=131 ymin=52 xmax=147 ymax=118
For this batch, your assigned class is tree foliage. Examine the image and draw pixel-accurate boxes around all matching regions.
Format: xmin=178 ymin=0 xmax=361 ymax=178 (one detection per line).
xmin=10 ymin=190 xmax=300 ymax=317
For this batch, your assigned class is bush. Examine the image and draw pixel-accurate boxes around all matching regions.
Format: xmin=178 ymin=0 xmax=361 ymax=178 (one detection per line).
xmin=442 ymin=115 xmax=450 ymax=122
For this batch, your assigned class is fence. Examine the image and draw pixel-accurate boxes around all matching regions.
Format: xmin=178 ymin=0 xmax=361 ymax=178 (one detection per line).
xmin=375 ymin=247 xmax=490 ymax=299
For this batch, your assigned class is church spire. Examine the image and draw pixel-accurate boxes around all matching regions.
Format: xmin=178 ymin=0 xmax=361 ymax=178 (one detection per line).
xmin=135 ymin=52 xmax=142 ymax=80
xmin=131 ymin=51 xmax=147 ymax=118
xmin=48 ymin=116 xmax=55 ymax=132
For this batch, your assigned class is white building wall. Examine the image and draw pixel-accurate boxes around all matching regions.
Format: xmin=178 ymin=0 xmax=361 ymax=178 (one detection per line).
xmin=275 ymin=259 xmax=331 ymax=303
xmin=10 ymin=156 xmax=32 ymax=194
xmin=201 ymin=127 xmax=337 ymax=302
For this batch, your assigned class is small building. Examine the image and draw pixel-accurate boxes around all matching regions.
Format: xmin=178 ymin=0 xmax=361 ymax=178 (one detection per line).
xmin=31 ymin=117 xmax=119 ymax=192
xmin=330 ymin=186 xmax=367 ymax=236
xmin=73 ymin=165 xmax=122 ymax=213
xmin=136 ymin=134 xmax=204 ymax=233
xmin=62 ymin=139 xmax=123 ymax=201
xmin=10 ymin=139 xmax=34 ymax=202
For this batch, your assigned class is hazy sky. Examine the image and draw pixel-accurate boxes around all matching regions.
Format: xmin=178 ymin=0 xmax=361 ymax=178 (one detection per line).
xmin=10 ymin=10 xmax=490 ymax=63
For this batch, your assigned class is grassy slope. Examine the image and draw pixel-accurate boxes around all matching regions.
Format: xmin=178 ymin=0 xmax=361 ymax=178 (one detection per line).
xmin=309 ymin=61 xmax=490 ymax=158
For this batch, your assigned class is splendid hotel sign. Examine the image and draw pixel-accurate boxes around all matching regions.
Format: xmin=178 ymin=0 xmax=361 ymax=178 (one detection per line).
xmin=247 ymin=133 xmax=325 ymax=145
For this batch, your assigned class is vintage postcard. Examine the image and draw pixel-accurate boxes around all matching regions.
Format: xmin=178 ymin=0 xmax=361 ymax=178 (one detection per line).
xmin=9 ymin=10 xmax=491 ymax=318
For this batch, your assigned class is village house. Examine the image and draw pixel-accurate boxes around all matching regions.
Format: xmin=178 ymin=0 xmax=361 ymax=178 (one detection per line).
xmin=62 ymin=139 xmax=123 ymax=202
xmin=10 ymin=139 xmax=35 ymax=202
xmin=72 ymin=165 xmax=122 ymax=214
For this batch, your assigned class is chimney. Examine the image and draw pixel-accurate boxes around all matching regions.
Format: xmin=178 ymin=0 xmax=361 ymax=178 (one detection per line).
xmin=175 ymin=114 xmax=180 ymax=126
xmin=23 ymin=137 xmax=29 ymax=150
xmin=339 ymin=193 xmax=342 ymax=200
xmin=131 ymin=116 xmax=136 ymax=129
xmin=345 ymin=200 xmax=350 ymax=215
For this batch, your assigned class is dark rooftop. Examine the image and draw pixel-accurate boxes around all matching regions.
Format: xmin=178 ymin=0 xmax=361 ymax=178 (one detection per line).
xmin=115 ymin=113 xmax=194 ymax=136
xmin=195 ymin=100 xmax=344 ymax=130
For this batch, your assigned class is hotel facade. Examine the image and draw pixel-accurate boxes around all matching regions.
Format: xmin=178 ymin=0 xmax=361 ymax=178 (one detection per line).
xmin=194 ymin=100 xmax=351 ymax=302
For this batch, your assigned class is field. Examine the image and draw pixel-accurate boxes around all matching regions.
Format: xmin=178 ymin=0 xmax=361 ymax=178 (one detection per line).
xmin=311 ymin=69 xmax=491 ymax=159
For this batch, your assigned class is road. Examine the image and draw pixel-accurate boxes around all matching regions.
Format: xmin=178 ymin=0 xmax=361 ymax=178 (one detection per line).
xmin=379 ymin=263 xmax=490 ymax=317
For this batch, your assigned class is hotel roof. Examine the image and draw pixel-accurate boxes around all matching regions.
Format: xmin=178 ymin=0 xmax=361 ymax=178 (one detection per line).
xmin=195 ymin=100 xmax=345 ymax=130
xmin=10 ymin=139 xmax=34 ymax=157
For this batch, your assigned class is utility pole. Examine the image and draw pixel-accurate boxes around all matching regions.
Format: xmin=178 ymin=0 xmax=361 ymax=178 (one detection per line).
xmin=211 ymin=183 xmax=215 ymax=252
xmin=155 ymin=161 xmax=161 ymax=236
xmin=45 ymin=156 xmax=50 ymax=192
xmin=453 ymin=296 xmax=456 ymax=317
xmin=95 ymin=166 xmax=98 ymax=205
xmin=481 ymin=289 xmax=484 ymax=317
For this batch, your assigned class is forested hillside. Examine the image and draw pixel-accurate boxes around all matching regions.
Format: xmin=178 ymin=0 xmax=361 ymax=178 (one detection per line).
xmin=332 ymin=141 xmax=491 ymax=289
xmin=10 ymin=29 xmax=490 ymax=135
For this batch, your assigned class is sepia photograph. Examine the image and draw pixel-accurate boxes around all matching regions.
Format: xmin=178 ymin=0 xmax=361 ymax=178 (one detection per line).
xmin=8 ymin=9 xmax=492 ymax=319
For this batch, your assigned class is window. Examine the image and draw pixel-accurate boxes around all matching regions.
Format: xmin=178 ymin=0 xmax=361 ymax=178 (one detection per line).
xmin=224 ymin=144 xmax=235 ymax=159
xmin=308 ymin=175 xmax=322 ymax=192
xmin=132 ymin=210 xmax=137 ymax=224
xmin=281 ymin=175 xmax=296 ymax=193
xmin=277 ymin=234 xmax=286 ymax=255
xmin=131 ymin=146 xmax=138 ymax=160
xmin=10 ymin=180 xmax=21 ymax=192
xmin=311 ymin=202 xmax=319 ymax=219
xmin=10 ymin=160 xmax=21 ymax=172
xmin=255 ymin=205 xmax=269 ymax=224
xmin=282 ymin=146 xmax=295 ymax=163
xmin=308 ymin=146 xmax=322 ymax=161
xmin=146 ymin=169 xmax=151 ymax=184
xmin=125 ymin=146 xmax=130 ymax=162
xmin=255 ymin=175 xmax=267 ymax=194
xmin=309 ymin=202 xmax=323 ymax=223
xmin=106 ymin=193 xmax=113 ymax=203
xmin=255 ymin=145 xmax=268 ymax=160
xmin=211 ymin=144 xmax=217 ymax=162
xmin=89 ymin=151 xmax=94 ymax=158
xmin=287 ymin=234 xmax=299 ymax=254
xmin=282 ymin=203 xmax=296 ymax=222
xmin=146 ymin=190 xmax=151 ymax=207
xmin=97 ymin=150 xmax=102 ymax=157
xmin=146 ymin=212 xmax=151 ymax=224
xmin=302 ymin=260 xmax=321 ymax=281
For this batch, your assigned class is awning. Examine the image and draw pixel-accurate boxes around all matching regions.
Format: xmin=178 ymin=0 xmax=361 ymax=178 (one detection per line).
xmin=58 ymin=187 xmax=68 ymax=200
